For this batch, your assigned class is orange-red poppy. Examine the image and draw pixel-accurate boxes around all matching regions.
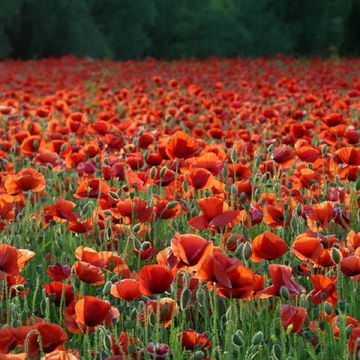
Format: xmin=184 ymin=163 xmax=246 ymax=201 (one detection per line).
xmin=111 ymin=279 xmax=142 ymax=301
xmin=139 ymin=264 xmax=174 ymax=296
xmin=188 ymin=197 xmax=239 ymax=231
xmin=170 ymin=233 xmax=213 ymax=272
xmin=257 ymin=264 xmax=305 ymax=298
xmin=181 ymin=328 xmax=212 ymax=350
xmin=307 ymin=274 xmax=337 ymax=305
xmin=251 ymin=232 xmax=288 ymax=262
xmin=5 ymin=168 xmax=46 ymax=195
xmin=280 ymin=305 xmax=307 ymax=334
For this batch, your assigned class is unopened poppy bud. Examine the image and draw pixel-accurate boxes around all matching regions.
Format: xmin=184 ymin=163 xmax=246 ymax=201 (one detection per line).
xmin=180 ymin=288 xmax=191 ymax=310
xmin=32 ymin=139 xmax=39 ymax=151
xmin=324 ymin=302 xmax=332 ymax=315
xmin=196 ymin=287 xmax=205 ymax=304
xmin=280 ymin=285 xmax=290 ymax=300
xmin=165 ymin=201 xmax=178 ymax=210
xmin=272 ymin=344 xmax=281 ymax=360
xmin=299 ymin=294 xmax=309 ymax=309
xmin=103 ymin=281 xmax=112 ymax=296
xmin=321 ymin=144 xmax=328 ymax=156
xmin=150 ymin=166 xmax=157 ymax=179
xmin=331 ymin=247 xmax=341 ymax=264
xmin=267 ymin=144 xmax=274 ymax=153
xmin=338 ymin=300 xmax=347 ymax=312
xmin=321 ymin=292 xmax=328 ymax=301
xmin=252 ymin=331 xmax=264 ymax=345
xmin=143 ymin=149 xmax=150 ymax=161
xmin=129 ymin=191 xmax=135 ymax=200
xmin=141 ymin=241 xmax=151 ymax=251
xmin=191 ymin=351 xmax=205 ymax=360
xmin=222 ymin=165 xmax=228 ymax=179
xmin=235 ymin=243 xmax=244 ymax=258
xmin=182 ymin=180 xmax=189 ymax=193
xmin=160 ymin=166 xmax=167 ymax=178
xmin=133 ymin=223 xmax=141 ymax=233
xmin=130 ymin=308 xmax=137 ymax=320
xmin=134 ymin=238 xmax=142 ymax=250
xmin=212 ymin=347 xmax=221 ymax=360
xmin=103 ymin=209 xmax=112 ymax=216
xmin=232 ymin=330 xmax=244 ymax=346
xmin=231 ymin=146 xmax=238 ymax=163
xmin=227 ymin=233 xmax=238 ymax=247
xmin=124 ymin=319 xmax=135 ymax=330
xmin=346 ymin=324 xmax=354 ymax=338
xmin=109 ymin=191 xmax=119 ymax=200
xmin=242 ymin=242 xmax=252 ymax=260
xmin=231 ymin=184 xmax=237 ymax=196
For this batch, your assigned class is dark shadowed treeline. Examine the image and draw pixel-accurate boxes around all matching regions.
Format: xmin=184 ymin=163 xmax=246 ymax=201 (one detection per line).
xmin=0 ymin=0 xmax=359 ymax=60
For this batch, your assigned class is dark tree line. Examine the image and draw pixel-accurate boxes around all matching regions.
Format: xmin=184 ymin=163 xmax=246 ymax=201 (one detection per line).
xmin=0 ymin=0 xmax=359 ymax=60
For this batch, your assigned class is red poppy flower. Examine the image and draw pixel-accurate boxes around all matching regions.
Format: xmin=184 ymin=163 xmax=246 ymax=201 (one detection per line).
xmin=47 ymin=263 xmax=71 ymax=281
xmin=139 ymin=264 xmax=174 ymax=296
xmin=307 ymin=274 xmax=337 ymax=305
xmin=181 ymin=328 xmax=212 ymax=350
xmin=303 ymin=201 xmax=335 ymax=232
xmin=340 ymin=254 xmax=360 ymax=278
xmin=188 ymin=197 xmax=239 ymax=231
xmin=74 ymin=261 xmax=105 ymax=285
xmin=166 ymin=131 xmax=198 ymax=159
xmin=280 ymin=305 xmax=307 ymax=333
xmin=251 ymin=232 xmax=288 ymax=262
xmin=74 ymin=296 xmax=118 ymax=328
xmin=140 ymin=298 xmax=178 ymax=328
xmin=43 ymin=281 xmax=74 ymax=306
xmin=74 ymin=178 xmax=110 ymax=199
xmin=257 ymin=264 xmax=305 ymax=298
xmin=0 ymin=244 xmax=35 ymax=278
xmin=170 ymin=233 xmax=213 ymax=272
xmin=111 ymin=279 xmax=142 ymax=301
xmin=5 ymin=168 xmax=46 ymax=194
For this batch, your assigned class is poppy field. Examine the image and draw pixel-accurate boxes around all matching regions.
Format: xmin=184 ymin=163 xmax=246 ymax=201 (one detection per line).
xmin=0 ymin=56 xmax=360 ymax=359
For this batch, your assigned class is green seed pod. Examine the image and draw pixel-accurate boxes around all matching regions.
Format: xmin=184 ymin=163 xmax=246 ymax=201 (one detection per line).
xmin=280 ymin=285 xmax=290 ymax=300
xmin=252 ymin=331 xmax=264 ymax=345
xmin=180 ymin=288 xmax=191 ymax=310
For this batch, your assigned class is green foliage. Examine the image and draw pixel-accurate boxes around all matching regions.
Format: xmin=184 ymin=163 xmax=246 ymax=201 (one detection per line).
xmin=0 ymin=0 xmax=358 ymax=59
